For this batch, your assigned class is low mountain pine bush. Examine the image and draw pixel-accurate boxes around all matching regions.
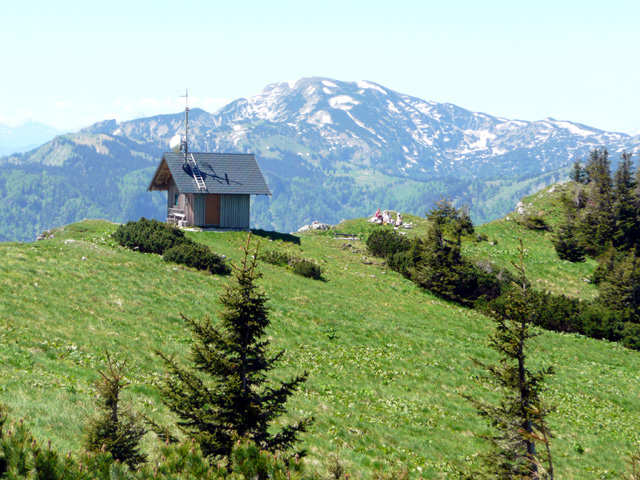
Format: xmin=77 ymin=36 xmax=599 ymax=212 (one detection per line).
xmin=291 ymin=258 xmax=323 ymax=280
xmin=260 ymin=249 xmax=292 ymax=266
xmin=163 ymin=242 xmax=230 ymax=275
xmin=366 ymin=229 xmax=411 ymax=259
xmin=261 ymin=249 xmax=323 ymax=280
xmin=113 ymin=218 xmax=190 ymax=255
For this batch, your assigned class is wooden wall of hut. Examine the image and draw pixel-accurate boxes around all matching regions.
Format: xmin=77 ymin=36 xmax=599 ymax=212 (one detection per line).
xmin=193 ymin=195 xmax=206 ymax=226
xmin=184 ymin=194 xmax=195 ymax=225
xmin=220 ymin=194 xmax=250 ymax=229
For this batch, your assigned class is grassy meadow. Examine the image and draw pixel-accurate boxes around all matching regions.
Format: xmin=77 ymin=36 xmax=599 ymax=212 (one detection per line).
xmin=0 ymin=203 xmax=639 ymax=477
xmin=462 ymin=182 xmax=598 ymax=300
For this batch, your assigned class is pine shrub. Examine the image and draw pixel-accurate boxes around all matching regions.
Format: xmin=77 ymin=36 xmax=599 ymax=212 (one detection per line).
xmin=387 ymin=249 xmax=414 ymax=277
xmin=553 ymin=227 xmax=586 ymax=262
xmin=592 ymin=246 xmax=618 ymax=285
xmin=366 ymin=229 xmax=411 ymax=259
xmin=406 ymin=230 xmax=502 ymax=306
xmin=488 ymin=288 xmax=584 ymax=334
xmin=163 ymin=242 xmax=230 ymax=275
xmin=113 ymin=218 xmax=190 ymax=255
xmin=579 ymin=303 xmax=624 ymax=342
xmin=291 ymin=258 xmax=323 ymax=280
xmin=261 ymin=249 xmax=323 ymax=280
xmin=622 ymin=323 xmax=640 ymax=350
xmin=598 ymin=253 xmax=640 ymax=321
xmin=260 ymin=249 xmax=292 ymax=266
xmin=0 ymin=409 xmax=319 ymax=479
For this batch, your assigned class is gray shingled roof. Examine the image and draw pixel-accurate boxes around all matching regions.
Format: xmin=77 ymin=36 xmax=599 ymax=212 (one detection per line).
xmin=152 ymin=152 xmax=271 ymax=195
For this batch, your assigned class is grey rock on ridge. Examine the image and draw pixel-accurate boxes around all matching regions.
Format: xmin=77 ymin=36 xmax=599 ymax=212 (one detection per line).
xmin=1 ymin=77 xmax=639 ymax=241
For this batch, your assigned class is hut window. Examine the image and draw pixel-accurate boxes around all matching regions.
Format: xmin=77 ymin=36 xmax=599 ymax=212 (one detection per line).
xmin=174 ymin=193 xmax=179 ymax=206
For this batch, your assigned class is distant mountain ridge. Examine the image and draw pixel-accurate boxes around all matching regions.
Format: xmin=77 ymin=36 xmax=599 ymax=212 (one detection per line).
xmin=1 ymin=77 xmax=639 ymax=241
xmin=0 ymin=121 xmax=62 ymax=156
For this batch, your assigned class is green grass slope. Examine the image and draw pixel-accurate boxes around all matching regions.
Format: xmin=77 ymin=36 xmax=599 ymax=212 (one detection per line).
xmin=463 ymin=182 xmax=599 ymax=300
xmin=0 ymin=215 xmax=638 ymax=479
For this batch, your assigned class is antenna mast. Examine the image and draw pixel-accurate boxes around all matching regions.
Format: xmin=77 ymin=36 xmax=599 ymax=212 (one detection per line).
xmin=180 ymin=89 xmax=189 ymax=157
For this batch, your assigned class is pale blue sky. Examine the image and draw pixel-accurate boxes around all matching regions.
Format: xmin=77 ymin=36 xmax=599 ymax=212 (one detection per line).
xmin=2 ymin=0 xmax=639 ymax=133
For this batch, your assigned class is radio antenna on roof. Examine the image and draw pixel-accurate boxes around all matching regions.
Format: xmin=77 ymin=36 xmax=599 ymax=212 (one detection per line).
xmin=180 ymin=88 xmax=189 ymax=157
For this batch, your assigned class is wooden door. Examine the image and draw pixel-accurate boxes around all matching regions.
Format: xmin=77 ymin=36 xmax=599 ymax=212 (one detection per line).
xmin=205 ymin=194 xmax=220 ymax=226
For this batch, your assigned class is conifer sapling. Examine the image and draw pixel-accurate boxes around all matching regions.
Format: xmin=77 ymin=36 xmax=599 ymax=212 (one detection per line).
xmin=157 ymin=233 xmax=312 ymax=461
xmin=84 ymin=352 xmax=147 ymax=469
xmin=465 ymin=240 xmax=555 ymax=479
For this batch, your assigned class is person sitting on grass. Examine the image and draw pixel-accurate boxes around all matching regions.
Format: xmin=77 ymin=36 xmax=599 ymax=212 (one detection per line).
xmin=369 ymin=208 xmax=383 ymax=224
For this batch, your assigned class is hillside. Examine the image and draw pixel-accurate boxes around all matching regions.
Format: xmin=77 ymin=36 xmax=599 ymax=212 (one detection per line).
xmin=1 ymin=214 xmax=640 ymax=478
xmin=3 ymin=77 xmax=640 ymax=242
xmin=463 ymin=182 xmax=600 ymax=300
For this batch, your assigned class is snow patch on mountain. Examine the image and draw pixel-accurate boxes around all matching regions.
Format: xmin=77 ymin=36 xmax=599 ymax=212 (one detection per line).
xmin=549 ymin=120 xmax=596 ymax=137
xmin=177 ymin=76 xmax=640 ymax=182
xmin=465 ymin=129 xmax=497 ymax=151
xmin=329 ymin=95 xmax=359 ymax=111
xmin=357 ymin=80 xmax=387 ymax=95
xmin=309 ymin=110 xmax=332 ymax=126
xmin=346 ymin=111 xmax=381 ymax=140
xmin=386 ymin=100 xmax=400 ymax=114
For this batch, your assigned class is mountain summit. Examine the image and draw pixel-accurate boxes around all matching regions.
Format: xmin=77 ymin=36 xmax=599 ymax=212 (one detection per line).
xmin=1 ymin=77 xmax=639 ymax=240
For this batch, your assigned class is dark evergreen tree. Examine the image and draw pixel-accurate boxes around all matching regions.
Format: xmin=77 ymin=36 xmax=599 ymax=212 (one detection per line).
xmin=157 ymin=234 xmax=311 ymax=461
xmin=83 ymin=353 xmax=147 ymax=469
xmin=411 ymin=204 xmax=500 ymax=305
xmin=612 ymin=152 xmax=638 ymax=250
xmin=465 ymin=241 xmax=554 ymax=479
xmin=553 ymin=194 xmax=585 ymax=262
xmin=570 ymin=160 xmax=587 ymax=184
xmin=426 ymin=200 xmax=474 ymax=248
xmin=578 ymin=149 xmax=615 ymax=254
xmin=411 ymin=219 xmax=462 ymax=301
xmin=585 ymin=148 xmax=612 ymax=189
xmin=592 ymin=244 xmax=617 ymax=285
xmin=598 ymin=252 xmax=640 ymax=323
xmin=553 ymin=224 xmax=585 ymax=262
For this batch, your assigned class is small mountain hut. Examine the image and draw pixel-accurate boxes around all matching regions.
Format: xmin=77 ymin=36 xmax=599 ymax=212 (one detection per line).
xmin=148 ymin=152 xmax=271 ymax=229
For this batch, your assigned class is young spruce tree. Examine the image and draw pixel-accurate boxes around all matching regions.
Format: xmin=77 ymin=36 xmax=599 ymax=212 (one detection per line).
xmin=553 ymin=194 xmax=585 ymax=262
xmin=579 ymin=148 xmax=615 ymax=254
xmin=612 ymin=152 xmax=638 ymax=250
xmin=84 ymin=353 xmax=147 ymax=469
xmin=570 ymin=160 xmax=587 ymax=184
xmin=598 ymin=251 xmax=640 ymax=323
xmin=157 ymin=233 xmax=311 ymax=460
xmin=465 ymin=240 xmax=555 ymax=479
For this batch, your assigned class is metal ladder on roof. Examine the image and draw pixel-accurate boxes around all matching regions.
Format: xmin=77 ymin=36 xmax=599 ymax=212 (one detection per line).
xmin=187 ymin=153 xmax=207 ymax=191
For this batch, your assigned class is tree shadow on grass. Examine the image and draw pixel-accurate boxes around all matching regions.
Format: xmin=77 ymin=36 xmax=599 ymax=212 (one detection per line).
xmin=251 ymin=229 xmax=301 ymax=245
